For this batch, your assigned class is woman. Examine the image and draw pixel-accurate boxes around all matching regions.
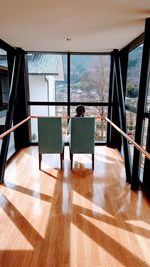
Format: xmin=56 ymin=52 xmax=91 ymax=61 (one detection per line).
xmin=67 ymin=105 xmax=85 ymax=139
xmin=75 ymin=105 xmax=85 ymax=117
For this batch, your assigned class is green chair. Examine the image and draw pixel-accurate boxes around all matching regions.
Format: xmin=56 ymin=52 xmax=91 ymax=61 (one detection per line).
xmin=69 ymin=117 xmax=95 ymax=169
xmin=38 ymin=117 xmax=64 ymax=170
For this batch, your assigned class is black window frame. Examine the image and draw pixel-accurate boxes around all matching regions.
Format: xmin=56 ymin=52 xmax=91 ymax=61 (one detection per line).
xmin=27 ymin=51 xmax=111 ymax=145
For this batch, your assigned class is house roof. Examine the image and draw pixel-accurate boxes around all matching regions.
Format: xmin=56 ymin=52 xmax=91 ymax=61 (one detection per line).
xmin=0 ymin=52 xmax=64 ymax=80
xmin=27 ymin=53 xmax=63 ymax=78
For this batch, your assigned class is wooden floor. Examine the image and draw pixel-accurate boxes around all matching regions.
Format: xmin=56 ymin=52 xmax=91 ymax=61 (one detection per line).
xmin=0 ymin=146 xmax=150 ymax=267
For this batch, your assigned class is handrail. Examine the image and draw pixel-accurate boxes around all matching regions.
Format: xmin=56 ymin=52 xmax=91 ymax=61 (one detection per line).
xmin=0 ymin=116 xmax=31 ymax=140
xmin=0 ymin=115 xmax=102 ymax=140
xmin=31 ymin=115 xmax=104 ymax=119
xmin=105 ymin=117 xmax=150 ymax=161
xmin=0 ymin=114 xmax=150 ymax=161
xmin=31 ymin=115 xmax=69 ymax=119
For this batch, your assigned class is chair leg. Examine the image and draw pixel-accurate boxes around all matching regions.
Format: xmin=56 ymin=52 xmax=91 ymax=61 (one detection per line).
xmin=39 ymin=153 xmax=42 ymax=170
xmin=62 ymin=146 xmax=64 ymax=160
xmin=60 ymin=153 xmax=63 ymax=170
xmin=71 ymin=153 xmax=73 ymax=170
xmin=92 ymin=154 xmax=94 ymax=170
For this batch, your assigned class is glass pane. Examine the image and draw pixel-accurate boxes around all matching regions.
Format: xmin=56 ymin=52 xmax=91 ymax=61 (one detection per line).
xmin=0 ymin=48 xmax=8 ymax=67
xmin=0 ymin=48 xmax=8 ymax=122
xmin=70 ymin=105 xmax=108 ymax=142
xmin=7 ymin=131 xmax=15 ymax=159
xmin=30 ymin=105 xmax=67 ymax=142
xmin=125 ymin=44 xmax=143 ymax=108
xmin=0 ymin=49 xmax=14 ymax=158
xmin=0 ymin=110 xmax=7 ymax=154
xmin=126 ymin=110 xmax=137 ymax=164
xmin=140 ymin=118 xmax=149 ymax=182
xmin=146 ymin=80 xmax=150 ymax=112
xmin=70 ymin=55 xmax=110 ymax=102
xmin=0 ymin=112 xmax=15 ymax=158
xmin=0 ymin=49 xmax=9 ymax=108
xmin=27 ymin=53 xmax=67 ymax=102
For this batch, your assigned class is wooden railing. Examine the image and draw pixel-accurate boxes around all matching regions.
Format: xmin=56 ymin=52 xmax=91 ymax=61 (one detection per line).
xmin=105 ymin=117 xmax=150 ymax=161
xmin=0 ymin=115 xmax=150 ymax=161
xmin=0 ymin=116 xmax=31 ymax=140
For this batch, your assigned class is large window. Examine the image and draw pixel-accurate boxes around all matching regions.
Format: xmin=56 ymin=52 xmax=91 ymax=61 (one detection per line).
xmin=27 ymin=53 xmax=67 ymax=102
xmin=27 ymin=53 xmax=110 ymax=143
xmin=124 ymin=40 xmax=150 ymax=189
xmin=125 ymin=44 xmax=144 ymax=172
xmin=125 ymin=45 xmax=143 ymax=109
xmin=0 ymin=48 xmax=15 ymax=158
xmin=70 ymin=55 xmax=110 ymax=102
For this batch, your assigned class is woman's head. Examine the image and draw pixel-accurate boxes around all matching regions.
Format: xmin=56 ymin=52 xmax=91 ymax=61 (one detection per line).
xmin=76 ymin=105 xmax=85 ymax=117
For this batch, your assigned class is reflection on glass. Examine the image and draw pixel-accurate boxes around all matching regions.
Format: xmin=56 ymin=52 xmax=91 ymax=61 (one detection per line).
xmin=27 ymin=53 xmax=67 ymax=102
xmin=126 ymin=110 xmax=137 ymax=164
xmin=0 ymin=49 xmax=14 ymax=158
xmin=0 ymin=49 xmax=9 ymax=143
xmin=70 ymin=55 xmax=110 ymax=102
xmin=146 ymin=82 xmax=150 ymax=112
xmin=30 ymin=106 xmax=67 ymax=142
xmin=70 ymin=106 xmax=107 ymax=142
xmin=125 ymin=44 xmax=143 ymax=108
xmin=0 ymin=110 xmax=6 ymax=153
xmin=0 ymin=49 xmax=9 ymax=108
xmin=140 ymin=118 xmax=148 ymax=181
xmin=0 ymin=49 xmax=8 ymax=67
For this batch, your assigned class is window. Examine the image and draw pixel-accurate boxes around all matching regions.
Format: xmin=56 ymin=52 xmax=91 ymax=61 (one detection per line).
xmin=0 ymin=49 xmax=9 ymax=109
xmin=146 ymin=80 xmax=150 ymax=112
xmin=30 ymin=105 xmax=67 ymax=143
xmin=126 ymin=110 xmax=137 ymax=164
xmin=139 ymin=118 xmax=149 ymax=182
xmin=0 ymin=49 xmax=8 ymax=140
xmin=70 ymin=55 xmax=110 ymax=102
xmin=0 ymin=48 xmax=15 ymax=158
xmin=27 ymin=53 xmax=110 ymax=144
xmin=70 ymin=106 xmax=107 ymax=142
xmin=27 ymin=53 xmax=67 ymax=102
xmin=125 ymin=45 xmax=143 ymax=109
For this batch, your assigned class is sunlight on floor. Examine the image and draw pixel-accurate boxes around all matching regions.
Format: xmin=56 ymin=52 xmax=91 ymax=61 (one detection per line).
xmin=95 ymin=154 xmax=115 ymax=164
xmin=70 ymin=221 xmax=125 ymax=267
xmin=79 ymin=214 xmax=150 ymax=266
xmin=0 ymin=209 xmax=34 ymax=250
xmin=0 ymin=184 xmax=55 ymax=238
xmin=72 ymin=190 xmax=114 ymax=218
xmin=1 ymin=146 xmax=150 ymax=267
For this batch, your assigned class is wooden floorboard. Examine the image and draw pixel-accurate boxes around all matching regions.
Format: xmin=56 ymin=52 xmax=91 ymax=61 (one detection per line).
xmin=0 ymin=146 xmax=150 ymax=267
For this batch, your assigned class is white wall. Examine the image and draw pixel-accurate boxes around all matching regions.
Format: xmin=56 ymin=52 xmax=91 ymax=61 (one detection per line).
xmin=29 ymin=75 xmax=56 ymax=141
xmin=29 ymin=75 xmax=48 ymax=101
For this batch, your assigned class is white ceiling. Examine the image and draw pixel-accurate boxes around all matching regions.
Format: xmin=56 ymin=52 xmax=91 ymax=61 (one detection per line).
xmin=0 ymin=0 xmax=150 ymax=52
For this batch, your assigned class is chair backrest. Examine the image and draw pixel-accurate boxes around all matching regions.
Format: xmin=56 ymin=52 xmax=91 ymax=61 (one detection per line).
xmin=38 ymin=117 xmax=63 ymax=154
xmin=70 ymin=117 xmax=95 ymax=153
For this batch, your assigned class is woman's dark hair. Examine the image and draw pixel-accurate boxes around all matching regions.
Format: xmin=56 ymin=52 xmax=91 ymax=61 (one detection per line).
xmin=76 ymin=105 xmax=85 ymax=117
